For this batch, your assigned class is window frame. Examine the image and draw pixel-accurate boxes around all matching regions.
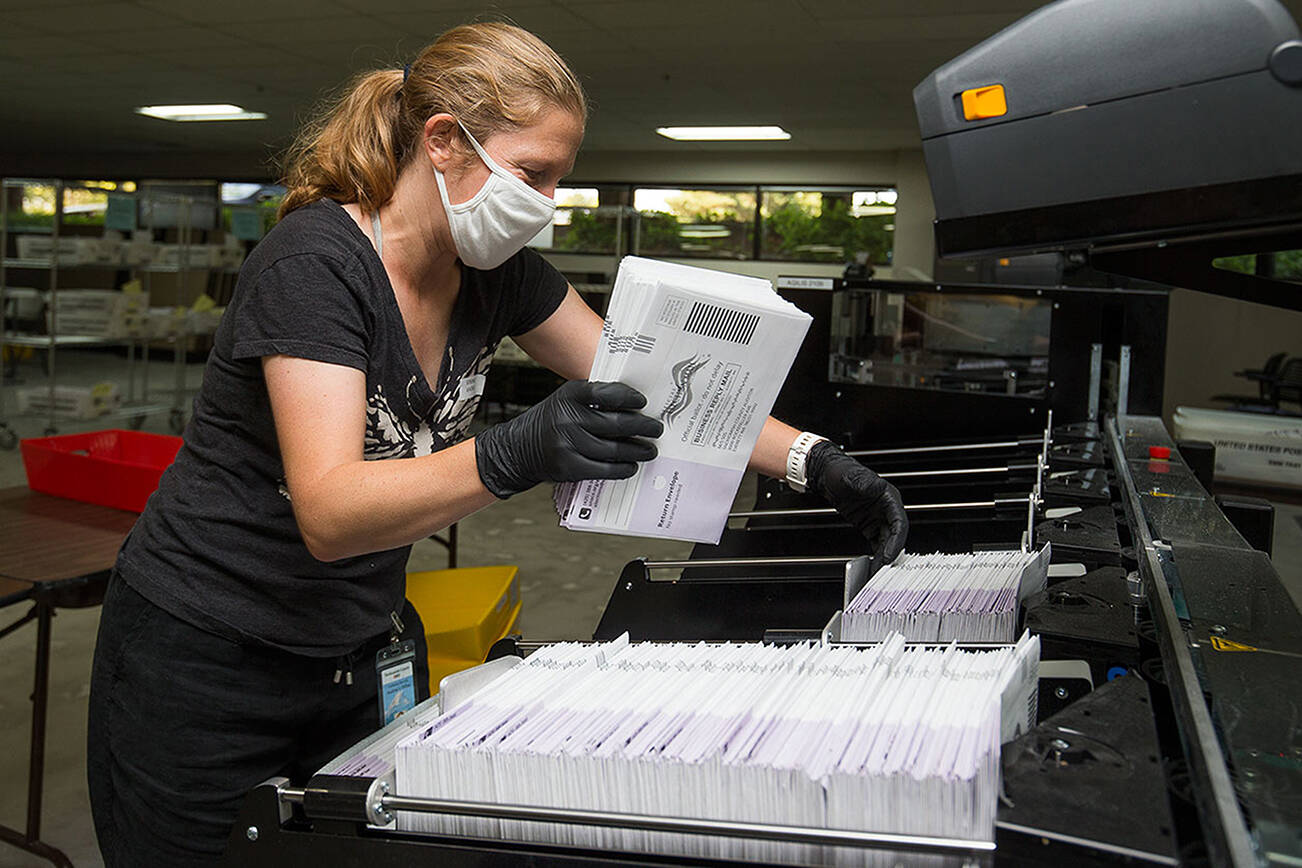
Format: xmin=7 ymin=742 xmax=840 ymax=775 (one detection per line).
xmin=543 ymin=181 xmax=899 ymax=264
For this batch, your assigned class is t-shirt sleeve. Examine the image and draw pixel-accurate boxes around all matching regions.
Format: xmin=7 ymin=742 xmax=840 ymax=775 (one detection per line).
xmin=230 ymin=253 xmax=370 ymax=370
xmin=505 ymin=248 xmax=570 ymax=336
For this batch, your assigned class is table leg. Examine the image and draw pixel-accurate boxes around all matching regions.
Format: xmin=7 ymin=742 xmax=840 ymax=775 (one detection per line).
xmin=0 ymin=598 xmax=73 ymax=868
xmin=29 ymin=599 xmax=51 ymax=843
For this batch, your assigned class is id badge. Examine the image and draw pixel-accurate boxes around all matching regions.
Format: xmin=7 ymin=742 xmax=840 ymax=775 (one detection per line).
xmin=376 ymin=638 xmax=417 ymax=726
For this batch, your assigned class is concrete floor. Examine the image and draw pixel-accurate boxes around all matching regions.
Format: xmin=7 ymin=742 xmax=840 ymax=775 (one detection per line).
xmin=2 ymin=348 xmax=1301 ymax=867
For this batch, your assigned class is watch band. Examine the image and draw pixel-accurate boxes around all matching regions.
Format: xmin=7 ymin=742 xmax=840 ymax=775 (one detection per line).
xmin=785 ymin=432 xmax=828 ymax=493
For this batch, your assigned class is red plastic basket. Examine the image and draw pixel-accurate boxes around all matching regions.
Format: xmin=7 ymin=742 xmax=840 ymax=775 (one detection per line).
xmin=20 ymin=429 xmax=183 ymax=513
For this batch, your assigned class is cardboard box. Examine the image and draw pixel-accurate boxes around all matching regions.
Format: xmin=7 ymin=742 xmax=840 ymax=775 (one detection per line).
xmin=45 ymin=289 xmax=150 ymax=338
xmin=1173 ymin=406 xmax=1302 ymax=489
xmin=17 ymin=382 xmax=121 ymax=419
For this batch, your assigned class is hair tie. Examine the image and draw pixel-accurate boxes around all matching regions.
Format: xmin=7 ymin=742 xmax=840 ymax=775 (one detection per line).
xmin=403 ymin=63 xmax=411 ymax=82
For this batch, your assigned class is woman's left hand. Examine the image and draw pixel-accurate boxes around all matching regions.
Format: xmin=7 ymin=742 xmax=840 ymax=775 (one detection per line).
xmin=806 ymin=440 xmax=909 ymax=565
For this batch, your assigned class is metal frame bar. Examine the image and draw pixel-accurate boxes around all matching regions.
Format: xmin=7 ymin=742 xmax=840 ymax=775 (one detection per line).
xmin=848 ymin=437 xmax=1041 ymax=457
xmin=878 ymin=464 xmax=1032 ymax=480
xmin=643 ymin=555 xmax=857 ymax=570
xmin=278 ymin=785 xmax=995 ymax=858
xmin=1104 ymin=416 xmax=1255 ymax=867
xmin=1088 ymin=343 xmax=1103 ymax=422
xmin=0 ymin=604 xmax=36 ymax=642
xmin=729 ymin=497 xmax=1031 ymax=521
xmin=1118 ymin=344 xmax=1132 ymax=417
xmin=0 ymin=595 xmax=72 ymax=868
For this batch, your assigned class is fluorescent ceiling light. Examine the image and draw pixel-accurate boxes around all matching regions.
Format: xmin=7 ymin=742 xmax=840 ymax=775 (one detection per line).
xmin=135 ymin=104 xmax=267 ymax=122
xmin=656 ymin=125 xmax=791 ymax=141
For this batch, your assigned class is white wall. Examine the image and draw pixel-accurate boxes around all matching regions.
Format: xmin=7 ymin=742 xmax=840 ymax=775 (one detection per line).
xmin=1163 ymin=289 xmax=1302 ymax=426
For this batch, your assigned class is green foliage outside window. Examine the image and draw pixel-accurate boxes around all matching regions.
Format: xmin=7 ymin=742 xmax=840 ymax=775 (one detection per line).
xmin=554 ymin=208 xmax=620 ymax=254
xmin=1214 ymin=251 xmax=1302 ymax=281
xmin=220 ymin=195 xmax=283 ymax=237
xmin=1281 ymin=250 xmax=1302 ymax=279
xmin=530 ymin=186 xmax=901 ymax=264
xmin=5 ymin=183 xmax=122 ymax=229
xmin=762 ymin=192 xmax=894 ymax=265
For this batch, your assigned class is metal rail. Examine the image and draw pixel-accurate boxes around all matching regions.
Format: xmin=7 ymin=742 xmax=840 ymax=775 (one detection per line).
xmin=848 ymin=437 xmax=1041 ymax=457
xmin=643 ymin=555 xmax=858 ymax=570
xmin=278 ymin=786 xmax=995 ymax=857
xmin=1104 ymin=416 xmax=1256 ymax=867
xmin=879 ymin=464 xmax=1033 ymax=480
xmin=730 ymin=497 xmax=1030 ymax=520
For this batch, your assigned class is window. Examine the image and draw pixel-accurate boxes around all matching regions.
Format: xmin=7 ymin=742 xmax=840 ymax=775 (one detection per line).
xmin=761 ymin=187 xmax=896 ymax=266
xmin=4 ymin=181 xmax=135 ymax=230
xmin=829 ymin=288 xmax=1050 ymax=397
xmin=221 ymin=182 xmax=285 ymax=240
xmin=632 ymin=187 xmax=756 ymax=260
xmin=532 ymin=186 xmax=640 ymax=255
xmin=1214 ymin=251 xmax=1302 ymax=283
xmin=543 ymin=186 xmax=616 ymax=254
xmin=522 ymin=182 xmax=901 ymax=264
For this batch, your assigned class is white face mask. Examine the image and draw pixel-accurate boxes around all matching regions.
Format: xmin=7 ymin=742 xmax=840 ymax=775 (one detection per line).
xmin=433 ymin=122 xmax=556 ymax=270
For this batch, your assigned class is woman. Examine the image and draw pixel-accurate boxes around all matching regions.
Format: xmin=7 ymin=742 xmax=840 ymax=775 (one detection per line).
xmin=87 ymin=22 xmax=907 ymax=866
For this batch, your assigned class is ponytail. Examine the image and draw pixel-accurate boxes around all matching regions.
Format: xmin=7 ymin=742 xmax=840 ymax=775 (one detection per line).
xmin=278 ymin=69 xmax=404 ymax=219
xmin=278 ymin=22 xmax=587 ymax=221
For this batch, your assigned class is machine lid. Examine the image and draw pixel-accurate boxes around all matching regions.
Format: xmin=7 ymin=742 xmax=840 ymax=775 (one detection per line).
xmin=914 ymin=0 xmax=1300 ymax=141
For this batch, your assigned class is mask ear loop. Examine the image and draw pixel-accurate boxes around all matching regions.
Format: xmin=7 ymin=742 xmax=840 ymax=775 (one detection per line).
xmin=454 ymin=120 xmax=555 ymax=208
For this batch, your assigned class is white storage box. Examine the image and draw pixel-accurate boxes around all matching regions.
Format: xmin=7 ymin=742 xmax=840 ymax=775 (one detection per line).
xmin=17 ymin=382 xmax=121 ymax=419
xmin=15 ymin=235 xmax=80 ymax=263
xmin=3 ymin=287 xmax=44 ymax=322
xmin=143 ymin=307 xmax=184 ymax=339
xmin=1173 ymin=406 xmax=1302 ymax=489
xmin=73 ymin=238 xmax=120 ymax=266
xmin=154 ymin=244 xmax=223 ymax=269
xmin=45 ymin=289 xmax=150 ymax=338
xmin=123 ymin=239 xmax=158 ymax=266
xmin=184 ymin=307 xmax=224 ymax=335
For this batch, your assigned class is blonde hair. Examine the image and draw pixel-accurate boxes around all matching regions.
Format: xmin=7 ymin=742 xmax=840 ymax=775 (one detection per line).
xmin=279 ymin=22 xmax=587 ymax=219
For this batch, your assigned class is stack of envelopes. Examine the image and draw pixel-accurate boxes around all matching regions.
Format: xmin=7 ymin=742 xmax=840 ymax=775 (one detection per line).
xmin=842 ymin=546 xmax=1051 ymax=643
xmin=555 ymin=256 xmax=811 ymax=544
xmin=395 ymin=632 xmax=1039 ymax=866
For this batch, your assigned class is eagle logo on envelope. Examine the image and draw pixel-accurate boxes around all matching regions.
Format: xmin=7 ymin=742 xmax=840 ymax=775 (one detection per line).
xmin=658 ymin=353 xmax=710 ymax=429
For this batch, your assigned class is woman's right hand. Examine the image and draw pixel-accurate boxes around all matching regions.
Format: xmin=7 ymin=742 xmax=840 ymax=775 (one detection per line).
xmin=475 ymin=380 xmax=663 ymax=498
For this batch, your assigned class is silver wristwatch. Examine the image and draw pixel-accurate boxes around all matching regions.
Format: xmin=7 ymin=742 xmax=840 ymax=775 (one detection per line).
xmin=785 ymin=432 xmax=828 ymax=493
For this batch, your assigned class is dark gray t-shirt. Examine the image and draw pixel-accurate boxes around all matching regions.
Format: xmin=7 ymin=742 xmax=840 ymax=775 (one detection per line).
xmin=118 ymin=198 xmax=567 ymax=656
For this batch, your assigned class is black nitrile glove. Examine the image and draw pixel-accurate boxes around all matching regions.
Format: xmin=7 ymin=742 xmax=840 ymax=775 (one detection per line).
xmin=475 ymin=380 xmax=663 ymax=499
xmin=806 ymin=439 xmax=908 ymax=564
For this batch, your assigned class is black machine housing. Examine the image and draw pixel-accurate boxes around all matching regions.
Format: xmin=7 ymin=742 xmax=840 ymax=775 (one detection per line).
xmin=915 ymin=0 xmax=1302 ymax=309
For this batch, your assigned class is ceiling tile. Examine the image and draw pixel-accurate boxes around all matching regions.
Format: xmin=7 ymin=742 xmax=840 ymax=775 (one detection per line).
xmin=374 ymin=5 xmax=595 ymax=38
xmin=0 ymin=34 xmax=117 ymax=58
xmin=71 ymin=26 xmax=261 ymax=53
xmin=802 ymin=0 xmax=1041 ymax=18
xmin=336 ymin=0 xmax=554 ymax=11
xmin=4 ymin=1 xmax=186 ymax=32
xmin=564 ymin=0 xmax=813 ymax=31
xmin=212 ymin=14 xmax=409 ymax=44
xmin=133 ymin=0 xmax=352 ymax=23
xmin=814 ymin=12 xmax=1023 ymax=42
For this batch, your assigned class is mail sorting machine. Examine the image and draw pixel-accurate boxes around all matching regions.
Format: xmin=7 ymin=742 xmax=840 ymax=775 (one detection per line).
xmin=223 ymin=0 xmax=1302 ymax=865
xmin=221 ymin=416 xmax=1281 ymax=867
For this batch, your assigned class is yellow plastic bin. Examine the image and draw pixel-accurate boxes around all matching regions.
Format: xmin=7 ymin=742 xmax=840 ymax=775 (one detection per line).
xmin=405 ymin=565 xmax=521 ymax=695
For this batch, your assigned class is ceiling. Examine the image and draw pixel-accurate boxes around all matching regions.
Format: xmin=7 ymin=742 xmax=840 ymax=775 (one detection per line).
xmin=1 ymin=0 xmax=1300 ymax=177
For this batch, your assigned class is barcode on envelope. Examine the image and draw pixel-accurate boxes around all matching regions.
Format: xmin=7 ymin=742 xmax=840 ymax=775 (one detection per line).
xmin=683 ymin=302 xmax=759 ymax=345
xmin=606 ymin=333 xmax=655 ymax=354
